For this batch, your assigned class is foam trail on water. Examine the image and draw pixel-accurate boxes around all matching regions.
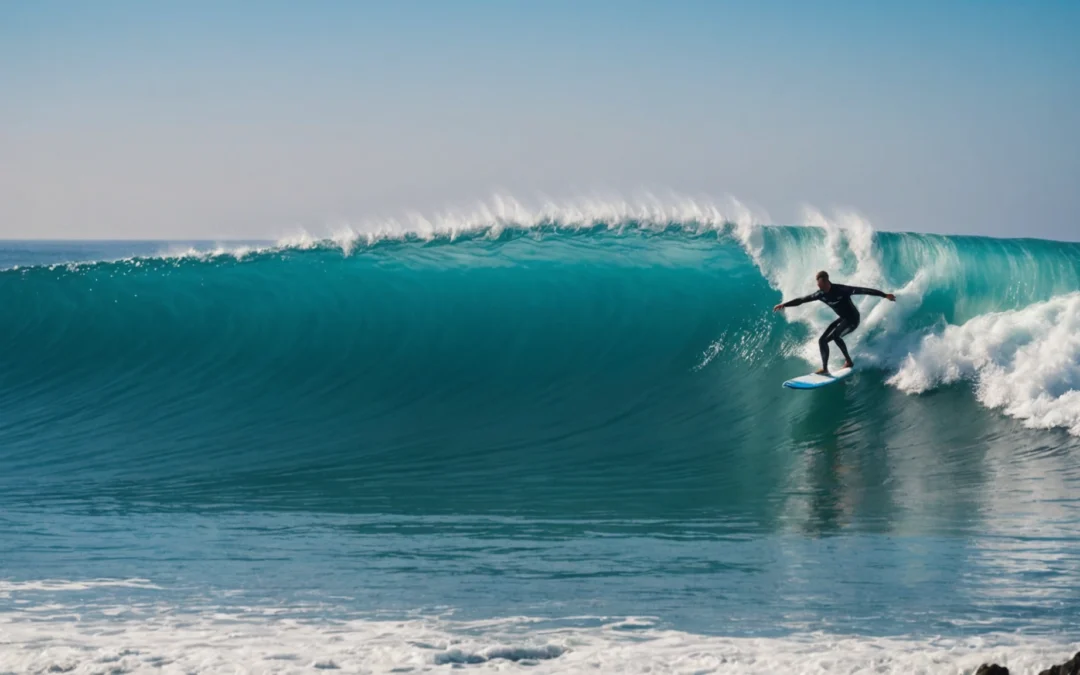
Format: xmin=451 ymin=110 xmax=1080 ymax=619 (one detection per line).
xmin=1 ymin=608 xmax=1074 ymax=674
xmin=0 ymin=579 xmax=160 ymax=595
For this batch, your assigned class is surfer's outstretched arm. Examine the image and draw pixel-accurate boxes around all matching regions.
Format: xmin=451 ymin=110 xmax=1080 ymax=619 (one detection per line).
xmin=773 ymin=292 xmax=821 ymax=312
xmin=847 ymin=286 xmax=897 ymax=301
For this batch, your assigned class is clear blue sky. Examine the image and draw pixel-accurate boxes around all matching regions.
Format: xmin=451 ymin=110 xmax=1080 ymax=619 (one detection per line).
xmin=2 ymin=0 xmax=1077 ymax=239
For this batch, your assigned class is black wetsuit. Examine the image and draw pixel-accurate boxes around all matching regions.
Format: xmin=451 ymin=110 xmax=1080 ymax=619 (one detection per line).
xmin=784 ymin=284 xmax=887 ymax=369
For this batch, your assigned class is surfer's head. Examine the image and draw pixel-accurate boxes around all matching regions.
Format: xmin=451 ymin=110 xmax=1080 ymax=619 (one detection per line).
xmin=816 ymin=270 xmax=831 ymax=291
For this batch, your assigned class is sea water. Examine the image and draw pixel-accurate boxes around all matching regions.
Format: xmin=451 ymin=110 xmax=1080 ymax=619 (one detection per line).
xmin=2 ymin=202 xmax=1079 ymax=673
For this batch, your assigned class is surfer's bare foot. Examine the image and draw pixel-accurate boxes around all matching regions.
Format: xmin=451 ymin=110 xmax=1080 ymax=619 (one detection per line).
xmin=815 ymin=367 xmax=829 ymax=375
xmin=843 ymin=360 xmax=853 ymax=369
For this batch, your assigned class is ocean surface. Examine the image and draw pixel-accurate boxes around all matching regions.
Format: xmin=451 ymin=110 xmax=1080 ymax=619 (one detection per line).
xmin=2 ymin=205 xmax=1080 ymax=673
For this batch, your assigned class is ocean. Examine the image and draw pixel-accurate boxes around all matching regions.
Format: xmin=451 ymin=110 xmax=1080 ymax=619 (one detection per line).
xmin=2 ymin=204 xmax=1079 ymax=673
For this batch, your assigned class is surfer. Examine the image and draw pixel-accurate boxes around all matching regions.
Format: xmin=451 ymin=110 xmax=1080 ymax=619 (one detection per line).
xmin=772 ymin=271 xmax=895 ymax=374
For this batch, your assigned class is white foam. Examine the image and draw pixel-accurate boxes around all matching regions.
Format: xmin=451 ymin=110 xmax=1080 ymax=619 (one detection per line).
xmin=0 ymin=608 xmax=1073 ymax=674
xmin=274 ymin=191 xmax=768 ymax=254
xmin=0 ymin=578 xmax=159 ymax=594
xmin=888 ymin=292 xmax=1080 ymax=435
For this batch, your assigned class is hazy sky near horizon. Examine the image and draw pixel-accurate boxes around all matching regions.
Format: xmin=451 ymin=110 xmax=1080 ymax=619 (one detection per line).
xmin=2 ymin=1 xmax=1078 ymax=240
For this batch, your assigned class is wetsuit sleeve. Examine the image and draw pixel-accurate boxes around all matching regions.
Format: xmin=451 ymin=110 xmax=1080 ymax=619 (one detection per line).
xmin=846 ymin=285 xmax=887 ymax=298
xmin=783 ymin=291 xmax=822 ymax=307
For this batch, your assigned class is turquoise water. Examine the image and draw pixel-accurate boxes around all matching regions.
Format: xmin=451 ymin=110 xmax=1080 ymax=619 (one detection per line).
xmin=1 ymin=224 xmax=1079 ymax=672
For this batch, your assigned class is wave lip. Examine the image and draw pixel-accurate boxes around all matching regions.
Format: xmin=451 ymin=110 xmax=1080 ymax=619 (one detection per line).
xmin=306 ymin=192 xmax=766 ymax=252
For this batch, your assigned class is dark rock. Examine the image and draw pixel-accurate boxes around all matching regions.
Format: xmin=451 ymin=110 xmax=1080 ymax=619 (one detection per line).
xmin=1039 ymin=651 xmax=1080 ymax=675
xmin=975 ymin=665 xmax=1009 ymax=675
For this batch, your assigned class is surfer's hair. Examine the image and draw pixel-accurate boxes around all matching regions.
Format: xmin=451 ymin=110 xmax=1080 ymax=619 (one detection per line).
xmin=816 ymin=270 xmax=829 ymax=281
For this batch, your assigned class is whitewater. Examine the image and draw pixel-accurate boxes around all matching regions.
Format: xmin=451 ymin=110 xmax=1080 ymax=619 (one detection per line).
xmin=1 ymin=197 xmax=1079 ymax=673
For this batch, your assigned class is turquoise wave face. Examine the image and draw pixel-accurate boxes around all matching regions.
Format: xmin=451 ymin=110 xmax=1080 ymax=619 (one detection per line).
xmin=0 ymin=226 xmax=1079 ymax=519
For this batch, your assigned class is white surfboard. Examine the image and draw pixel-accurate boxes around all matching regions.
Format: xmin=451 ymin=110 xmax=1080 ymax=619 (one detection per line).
xmin=783 ymin=366 xmax=853 ymax=390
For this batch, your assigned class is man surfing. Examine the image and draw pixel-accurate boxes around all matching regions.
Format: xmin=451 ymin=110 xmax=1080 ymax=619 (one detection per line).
xmin=773 ymin=271 xmax=895 ymax=375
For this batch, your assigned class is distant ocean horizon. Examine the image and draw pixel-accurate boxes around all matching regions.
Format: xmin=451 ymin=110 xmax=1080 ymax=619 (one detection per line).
xmin=2 ymin=205 xmax=1079 ymax=672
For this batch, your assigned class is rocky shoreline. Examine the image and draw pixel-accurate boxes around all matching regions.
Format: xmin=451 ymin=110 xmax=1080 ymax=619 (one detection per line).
xmin=977 ymin=651 xmax=1079 ymax=675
